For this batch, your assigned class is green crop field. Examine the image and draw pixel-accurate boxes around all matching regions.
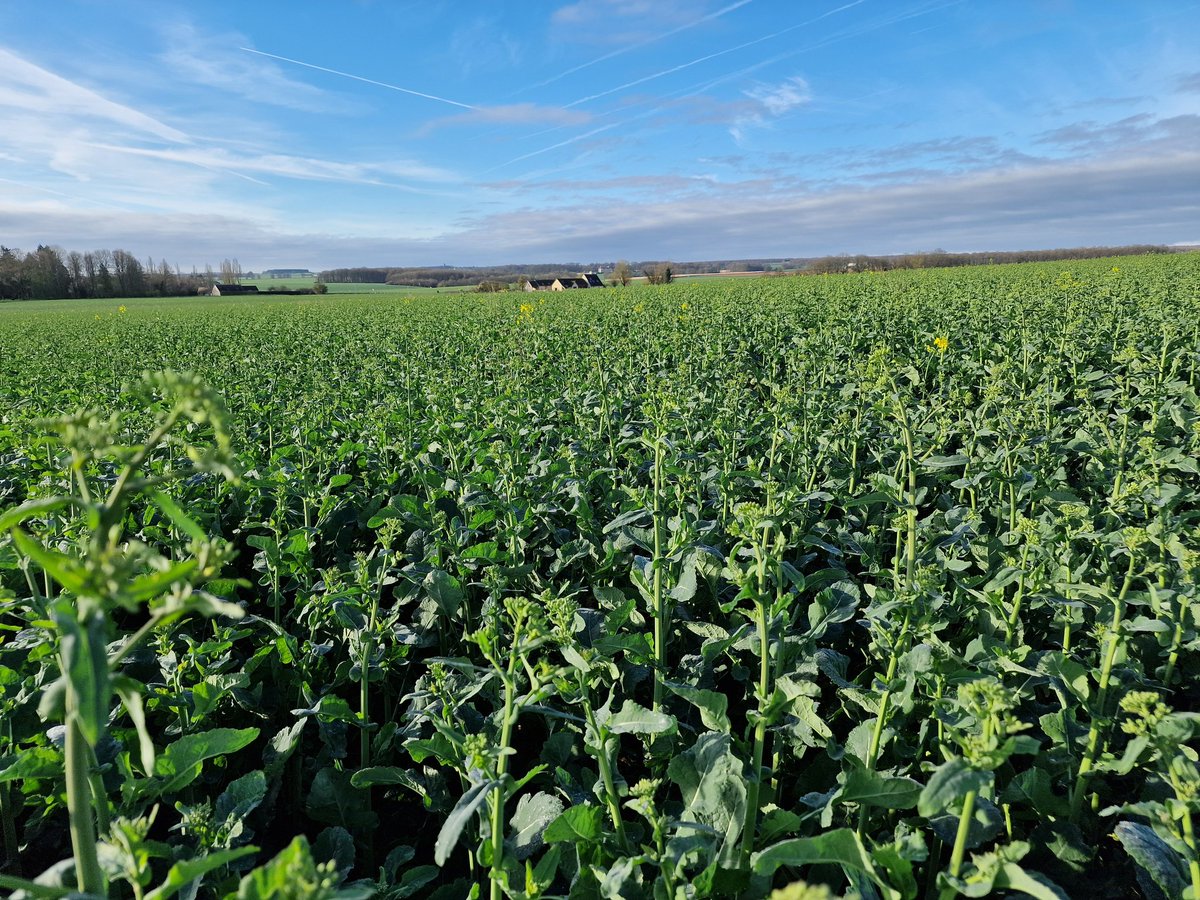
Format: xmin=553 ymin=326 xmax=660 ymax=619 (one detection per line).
xmin=1 ymin=254 xmax=1198 ymax=899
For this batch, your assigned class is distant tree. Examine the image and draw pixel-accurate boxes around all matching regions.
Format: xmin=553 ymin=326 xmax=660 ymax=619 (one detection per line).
xmin=219 ymin=258 xmax=242 ymax=284
xmin=643 ymin=263 xmax=673 ymax=285
xmin=612 ymin=260 xmax=633 ymax=286
xmin=313 ymin=280 xmax=328 ymax=294
xmin=477 ymin=280 xmax=506 ymax=293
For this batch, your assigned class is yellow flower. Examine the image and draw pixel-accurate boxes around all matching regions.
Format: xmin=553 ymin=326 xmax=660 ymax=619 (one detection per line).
xmin=118 ymin=305 xmax=127 ymax=313
xmin=634 ymin=303 xmax=644 ymax=313
xmin=680 ymin=301 xmax=689 ymax=311
xmin=519 ymin=302 xmax=534 ymax=315
xmin=932 ymin=335 xmax=949 ymax=353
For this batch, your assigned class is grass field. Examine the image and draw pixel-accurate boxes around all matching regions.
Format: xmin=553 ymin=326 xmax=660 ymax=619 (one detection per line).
xmin=1 ymin=254 xmax=1199 ymax=899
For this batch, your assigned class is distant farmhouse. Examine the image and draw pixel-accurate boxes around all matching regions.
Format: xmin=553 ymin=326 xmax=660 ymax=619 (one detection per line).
xmin=208 ymin=283 xmax=260 ymax=296
xmin=525 ymin=272 xmax=604 ymax=292
xmin=263 ymin=268 xmax=314 ymax=279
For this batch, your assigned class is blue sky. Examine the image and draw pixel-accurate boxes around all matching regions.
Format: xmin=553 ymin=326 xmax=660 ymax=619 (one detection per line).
xmin=1 ymin=0 xmax=1198 ymax=269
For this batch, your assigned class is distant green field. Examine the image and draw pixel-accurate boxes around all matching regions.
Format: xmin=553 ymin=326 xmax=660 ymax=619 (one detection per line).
xmin=242 ymin=277 xmax=477 ymax=294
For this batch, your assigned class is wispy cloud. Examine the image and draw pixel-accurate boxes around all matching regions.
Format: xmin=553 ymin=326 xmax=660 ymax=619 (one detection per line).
xmin=240 ymin=48 xmax=477 ymax=109
xmin=520 ymin=0 xmax=753 ymax=92
xmin=730 ymin=75 xmax=812 ymax=142
xmin=159 ymin=22 xmax=340 ymax=112
xmin=419 ymin=103 xmax=592 ymax=136
xmin=91 ymin=143 xmax=461 ymax=189
xmin=1178 ymin=72 xmax=1200 ymax=94
xmin=0 ymin=47 xmax=188 ymax=143
xmin=560 ymin=0 xmax=867 ymax=108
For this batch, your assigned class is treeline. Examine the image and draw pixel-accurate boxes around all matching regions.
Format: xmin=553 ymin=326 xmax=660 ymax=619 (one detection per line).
xmin=0 ymin=245 xmax=208 ymax=301
xmin=319 ymin=259 xmax=804 ymax=287
xmin=319 ymin=264 xmax=602 ymax=288
xmin=804 ymin=245 xmax=1171 ymax=274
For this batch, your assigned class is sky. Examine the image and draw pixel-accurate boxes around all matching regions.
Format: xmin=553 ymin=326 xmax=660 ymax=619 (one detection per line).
xmin=1 ymin=0 xmax=1198 ymax=270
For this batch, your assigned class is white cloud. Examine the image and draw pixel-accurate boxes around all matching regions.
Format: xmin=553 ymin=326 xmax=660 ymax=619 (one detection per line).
xmin=0 ymin=47 xmax=188 ymax=143
xmin=3 ymin=148 xmax=1195 ymax=269
xmin=157 ymin=22 xmax=343 ymax=112
xmin=730 ymin=75 xmax=811 ymax=142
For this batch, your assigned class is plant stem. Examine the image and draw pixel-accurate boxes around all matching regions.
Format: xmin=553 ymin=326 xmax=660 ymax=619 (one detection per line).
xmin=1070 ymin=554 xmax=1137 ymax=822
xmin=584 ymin=701 xmax=629 ymax=852
xmin=489 ymin=646 xmax=520 ymax=900
xmin=939 ymin=789 xmax=978 ymax=900
xmin=651 ymin=435 xmax=666 ymax=712
xmin=739 ymin=593 xmax=772 ymax=870
xmin=64 ymin=688 xmax=104 ymax=896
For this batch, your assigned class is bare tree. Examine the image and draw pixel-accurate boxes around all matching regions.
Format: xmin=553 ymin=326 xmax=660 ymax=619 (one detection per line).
xmin=643 ymin=262 xmax=673 ymax=285
xmin=612 ymin=260 xmax=633 ymax=286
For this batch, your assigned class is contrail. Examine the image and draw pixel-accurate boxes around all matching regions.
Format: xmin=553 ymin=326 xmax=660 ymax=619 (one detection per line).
xmin=489 ymin=0 xmax=950 ymax=174
xmin=562 ymin=0 xmax=868 ymax=109
xmin=515 ymin=0 xmax=755 ymax=95
xmin=240 ymin=47 xmax=477 ymax=109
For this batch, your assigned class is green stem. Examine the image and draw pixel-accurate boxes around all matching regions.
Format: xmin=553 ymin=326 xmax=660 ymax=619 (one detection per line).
xmin=64 ymin=689 xmax=104 ymax=896
xmin=651 ymin=435 xmax=666 ymax=712
xmin=1178 ymin=800 xmax=1200 ymax=900
xmin=858 ymin=610 xmax=912 ymax=836
xmin=939 ymin=789 xmax=978 ymax=900
xmin=584 ymin=701 xmax=629 ymax=852
xmin=739 ymin=596 xmax=772 ymax=869
xmin=489 ymin=650 xmax=520 ymax=900
xmin=1005 ymin=541 xmax=1032 ymax=646
xmin=1070 ymin=554 xmax=1137 ymax=821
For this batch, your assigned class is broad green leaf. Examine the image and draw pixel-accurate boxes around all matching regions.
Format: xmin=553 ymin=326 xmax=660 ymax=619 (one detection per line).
xmin=544 ymin=804 xmax=605 ymax=844
xmin=664 ymin=681 xmax=731 ymax=732
xmin=153 ymin=727 xmax=259 ymax=797
xmin=918 ymin=757 xmax=991 ymax=818
xmin=144 ymin=847 xmax=257 ymax=900
xmin=507 ymin=791 xmax=564 ymax=860
xmin=606 ymin=699 xmax=677 ymax=736
xmin=840 ymin=768 xmax=922 ymax=810
xmin=1113 ymin=821 xmax=1189 ymax=900
xmin=424 ymin=569 xmax=463 ymax=618
xmin=306 ymin=767 xmax=378 ymax=830
xmin=0 ymin=746 xmax=61 ymax=784
xmin=752 ymin=829 xmax=897 ymax=899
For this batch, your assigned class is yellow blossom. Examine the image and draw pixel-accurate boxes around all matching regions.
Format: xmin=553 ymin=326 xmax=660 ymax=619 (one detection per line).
xmin=931 ymin=335 xmax=949 ymax=353
xmin=680 ymin=301 xmax=689 ymax=311
xmin=118 ymin=305 xmax=127 ymax=313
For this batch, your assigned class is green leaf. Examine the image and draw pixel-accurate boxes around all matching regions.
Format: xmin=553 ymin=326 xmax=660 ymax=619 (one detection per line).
xmin=807 ymin=581 xmax=860 ymax=635
xmin=922 ymin=454 xmax=969 ymax=469
xmin=56 ymin=608 xmax=110 ymax=746
xmin=306 ymin=767 xmax=378 ymax=830
xmin=147 ymin=489 xmax=208 ymax=542
xmin=544 ymin=804 xmax=605 ymax=844
xmin=0 ymin=496 xmax=79 ymax=532
xmin=606 ymin=699 xmax=677 ymax=736
xmin=0 ymin=746 xmax=61 ymax=784
xmin=752 ymin=829 xmax=897 ymax=899
xmin=918 ymin=757 xmax=991 ymax=818
xmin=14 ymin=529 xmax=87 ymax=595
xmin=435 ymin=779 xmax=497 ymax=866
xmin=507 ymin=791 xmax=564 ymax=860
xmin=152 ymin=727 xmax=259 ymax=797
xmin=664 ymin=681 xmax=731 ymax=732
xmin=840 ymin=768 xmax=922 ymax=810
xmin=424 ymin=569 xmax=463 ymax=619
xmin=145 ymin=847 xmax=257 ymax=900
xmin=993 ymin=862 xmax=1070 ymax=900
xmin=112 ymin=673 xmax=156 ymax=773
xmin=1114 ymin=821 xmax=1189 ymax=900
